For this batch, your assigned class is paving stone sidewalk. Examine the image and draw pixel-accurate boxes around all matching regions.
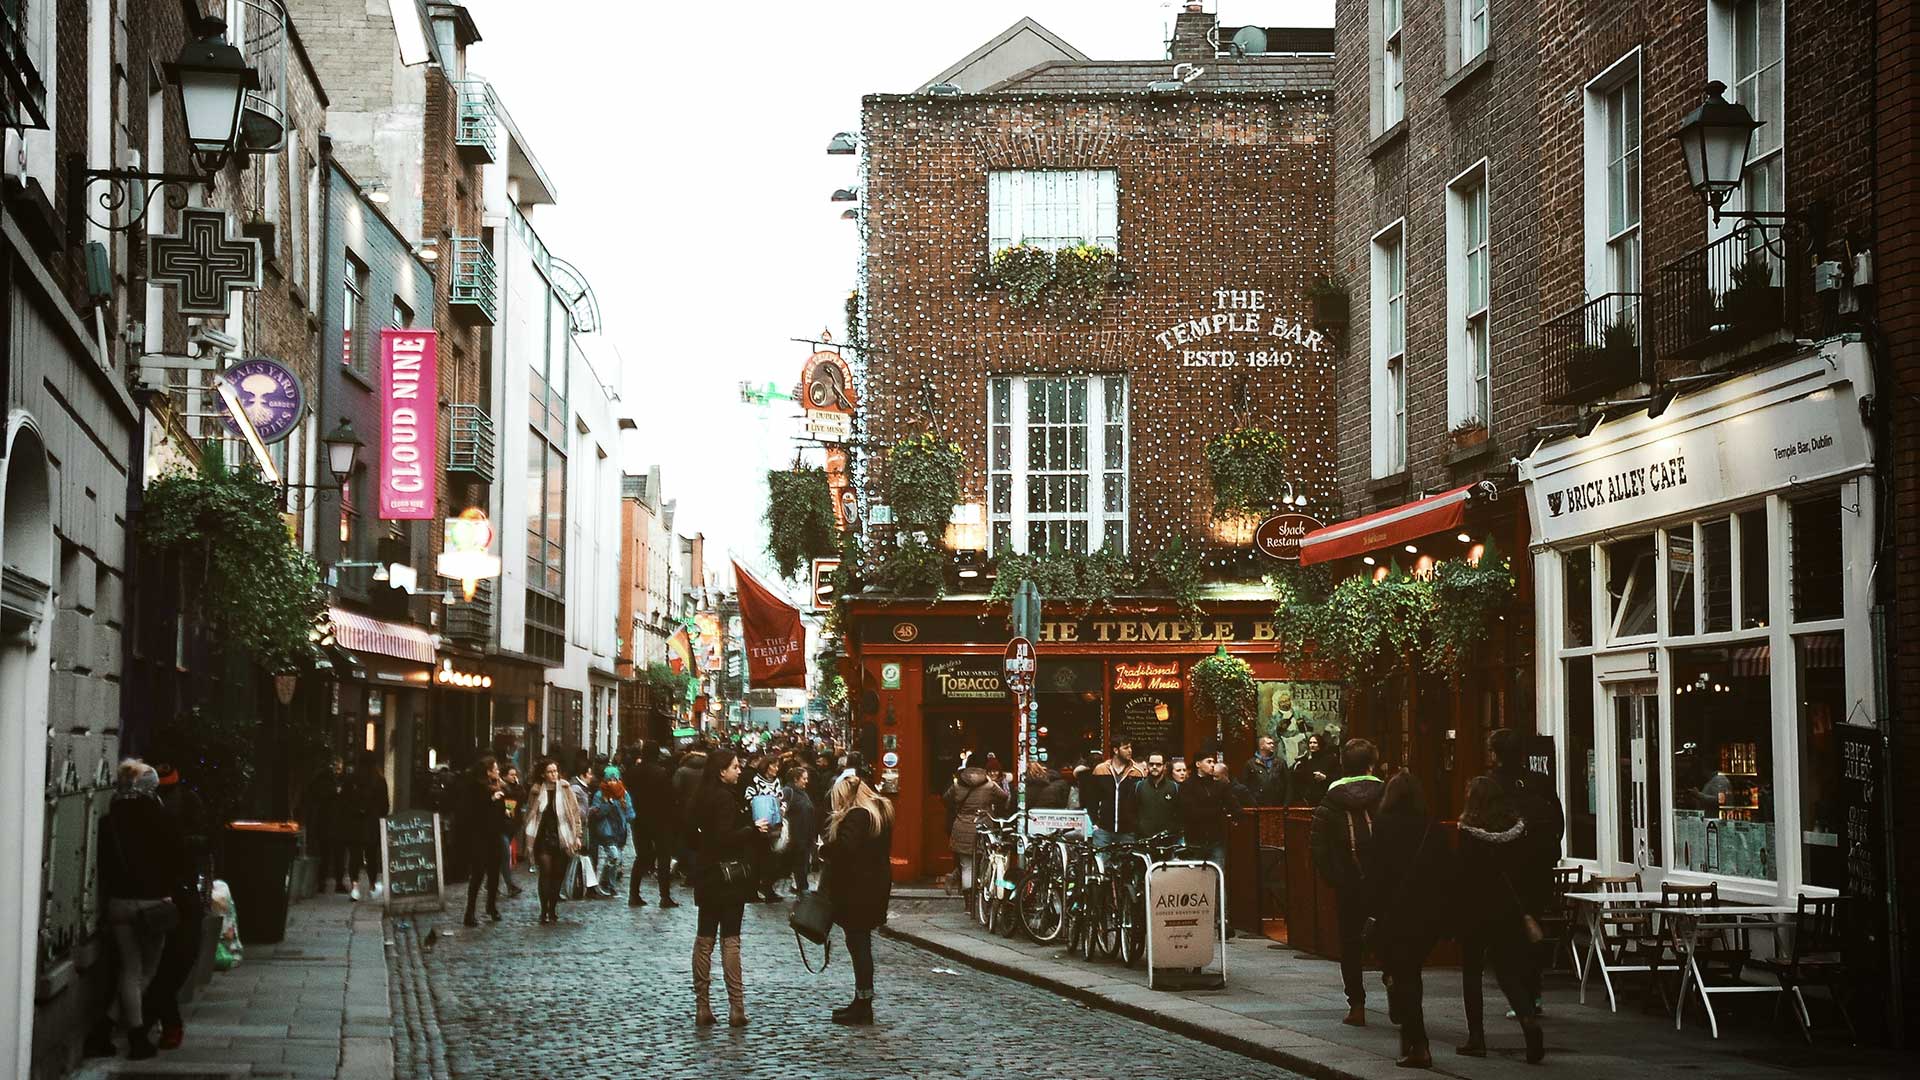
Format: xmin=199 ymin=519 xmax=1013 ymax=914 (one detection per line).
xmin=76 ymin=892 xmax=393 ymax=1080
xmin=884 ymin=907 xmax=1906 ymax=1080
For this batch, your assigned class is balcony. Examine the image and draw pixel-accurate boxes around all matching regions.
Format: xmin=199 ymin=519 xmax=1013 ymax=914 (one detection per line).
xmin=444 ymin=578 xmax=494 ymax=648
xmin=1651 ymin=223 xmax=1810 ymax=370
xmin=447 ymin=403 xmax=496 ymax=483
xmin=448 ymin=236 xmax=497 ymax=325
xmin=454 ymin=80 xmax=498 ymax=164
xmin=1541 ymin=293 xmax=1646 ymax=406
xmin=1 ymin=1 xmax=47 ymax=131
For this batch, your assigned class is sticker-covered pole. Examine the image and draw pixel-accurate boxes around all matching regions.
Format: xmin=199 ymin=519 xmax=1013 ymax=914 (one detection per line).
xmin=1007 ymin=579 xmax=1042 ymax=828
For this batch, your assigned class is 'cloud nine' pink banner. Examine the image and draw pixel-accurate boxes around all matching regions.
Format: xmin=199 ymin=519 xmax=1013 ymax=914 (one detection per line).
xmin=379 ymin=329 xmax=437 ymax=520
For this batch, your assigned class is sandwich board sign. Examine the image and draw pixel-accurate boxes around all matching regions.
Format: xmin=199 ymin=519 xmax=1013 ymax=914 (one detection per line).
xmin=380 ymin=810 xmax=446 ymax=913
xmin=1146 ymin=859 xmax=1226 ymax=989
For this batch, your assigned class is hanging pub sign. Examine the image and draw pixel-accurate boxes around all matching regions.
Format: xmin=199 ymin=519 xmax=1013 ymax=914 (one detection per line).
xmin=218 ymin=357 xmax=305 ymax=444
xmin=437 ymin=508 xmax=502 ymax=599
xmin=801 ymin=349 xmax=857 ymax=443
xmin=825 ymin=444 xmax=855 ymax=528
xmin=1254 ymin=512 xmax=1324 ymax=561
xmin=378 ymin=329 xmax=437 ymax=520
xmin=147 ymin=207 xmax=263 ymax=316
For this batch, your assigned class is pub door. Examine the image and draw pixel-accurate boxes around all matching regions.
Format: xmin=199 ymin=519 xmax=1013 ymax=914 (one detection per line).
xmin=922 ymin=706 xmax=1014 ymax=877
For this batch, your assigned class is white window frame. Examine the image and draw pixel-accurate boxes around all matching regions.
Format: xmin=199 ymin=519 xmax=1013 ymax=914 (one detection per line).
xmin=1446 ymin=160 xmax=1492 ymax=429
xmin=1708 ymin=0 xmax=1785 ymax=252
xmin=1374 ymin=0 xmax=1406 ymax=131
xmin=1459 ymin=0 xmax=1489 ymax=66
xmin=986 ymin=375 xmax=1127 ymax=557
xmin=1583 ymin=51 xmax=1643 ymax=323
xmin=1370 ymin=220 xmax=1408 ymax=477
xmin=987 ymin=169 xmax=1118 ymax=254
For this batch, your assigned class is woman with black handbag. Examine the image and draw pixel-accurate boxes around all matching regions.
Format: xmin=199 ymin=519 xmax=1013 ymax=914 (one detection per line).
xmin=94 ymin=759 xmax=188 ymax=1060
xmin=689 ymin=749 xmax=769 ymax=1027
xmin=1359 ymin=772 xmax=1456 ymax=1069
xmin=1454 ymin=776 xmax=1546 ymax=1063
xmin=821 ymin=761 xmax=894 ymax=1025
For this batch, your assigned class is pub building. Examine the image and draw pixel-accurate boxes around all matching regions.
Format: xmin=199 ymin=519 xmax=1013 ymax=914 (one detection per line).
xmin=843 ymin=595 xmax=1343 ymax=882
xmin=1517 ymin=340 xmax=1877 ymax=903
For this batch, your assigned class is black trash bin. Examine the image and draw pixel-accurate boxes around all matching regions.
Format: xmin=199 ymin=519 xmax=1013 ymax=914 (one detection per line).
xmin=222 ymin=821 xmax=302 ymax=944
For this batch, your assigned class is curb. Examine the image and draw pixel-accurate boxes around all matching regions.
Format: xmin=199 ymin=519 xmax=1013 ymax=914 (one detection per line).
xmin=879 ymin=921 xmax=1372 ymax=1080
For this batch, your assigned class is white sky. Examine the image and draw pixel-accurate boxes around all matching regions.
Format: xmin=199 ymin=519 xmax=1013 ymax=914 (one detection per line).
xmin=462 ymin=0 xmax=1333 ymax=582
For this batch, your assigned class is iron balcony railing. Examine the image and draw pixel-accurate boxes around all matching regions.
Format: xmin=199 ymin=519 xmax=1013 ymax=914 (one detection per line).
xmin=454 ymin=80 xmax=497 ymax=162
xmin=444 ymin=578 xmax=494 ymax=647
xmin=1651 ymin=222 xmax=1809 ymax=368
xmin=1541 ymin=292 xmax=1646 ymax=406
xmin=446 ymin=403 xmax=496 ymax=483
xmin=449 ymin=236 xmax=497 ymax=325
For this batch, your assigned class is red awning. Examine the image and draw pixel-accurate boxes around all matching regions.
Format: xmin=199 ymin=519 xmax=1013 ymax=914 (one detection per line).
xmin=1299 ymin=484 xmax=1476 ymax=567
xmin=329 ymin=607 xmax=436 ymax=664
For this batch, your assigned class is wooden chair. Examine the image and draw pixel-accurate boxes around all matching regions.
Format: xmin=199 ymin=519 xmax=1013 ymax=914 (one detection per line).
xmin=1751 ymin=895 xmax=1856 ymax=1044
xmin=1542 ymin=864 xmax=1584 ymax=972
xmin=1588 ymin=872 xmax=1671 ymax=1007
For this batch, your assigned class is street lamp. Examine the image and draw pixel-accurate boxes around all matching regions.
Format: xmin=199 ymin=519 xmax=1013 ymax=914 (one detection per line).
xmin=321 ymin=419 xmax=365 ymax=486
xmin=165 ymin=16 xmax=260 ymax=173
xmin=1673 ymin=81 xmax=1763 ymax=223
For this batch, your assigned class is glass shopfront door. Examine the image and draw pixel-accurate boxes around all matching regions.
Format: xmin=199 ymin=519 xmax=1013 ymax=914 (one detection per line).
xmin=1611 ymin=683 xmax=1662 ymax=869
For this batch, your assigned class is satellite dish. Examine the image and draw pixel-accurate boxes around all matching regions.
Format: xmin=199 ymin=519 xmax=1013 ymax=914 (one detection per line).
xmin=1232 ymin=25 xmax=1268 ymax=55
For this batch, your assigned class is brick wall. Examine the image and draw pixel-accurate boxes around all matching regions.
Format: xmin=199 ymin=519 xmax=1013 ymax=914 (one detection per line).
xmin=858 ymin=88 xmax=1337 ymax=559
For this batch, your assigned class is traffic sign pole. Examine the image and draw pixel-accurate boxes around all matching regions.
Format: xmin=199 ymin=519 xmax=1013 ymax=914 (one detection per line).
xmin=1007 ymin=579 xmax=1042 ymax=829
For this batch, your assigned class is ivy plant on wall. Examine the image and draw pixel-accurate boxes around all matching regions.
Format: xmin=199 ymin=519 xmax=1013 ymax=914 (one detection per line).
xmin=765 ymin=466 xmax=837 ymax=579
xmin=886 ymin=431 xmax=962 ymax=537
xmin=1426 ymin=540 xmax=1516 ymax=670
xmin=874 ymin=534 xmax=949 ymax=598
xmin=139 ymin=446 xmax=328 ymax=673
xmin=989 ymin=547 xmax=1138 ymax=609
xmin=1205 ymin=428 xmax=1292 ymax=517
xmin=1268 ymin=549 xmax=1515 ymax=682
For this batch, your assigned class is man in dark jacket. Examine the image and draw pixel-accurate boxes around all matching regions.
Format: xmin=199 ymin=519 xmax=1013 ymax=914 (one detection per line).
xmin=1078 ymin=738 xmax=1143 ymax=846
xmin=1240 ymin=735 xmax=1284 ymax=806
xmin=630 ymin=743 xmax=681 ymax=907
xmin=343 ymin=758 xmax=390 ymax=901
xmin=1309 ymin=738 xmax=1386 ymax=1025
xmin=300 ymin=757 xmax=347 ymax=892
xmin=459 ymin=757 xmax=510 ymax=927
xmin=1485 ymin=727 xmax=1565 ymax=1009
xmin=1178 ymin=746 xmax=1240 ymax=867
xmin=1132 ymin=750 xmax=1182 ymax=840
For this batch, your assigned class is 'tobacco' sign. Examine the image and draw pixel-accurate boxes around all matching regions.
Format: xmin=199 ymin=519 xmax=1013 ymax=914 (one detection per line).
xmin=379 ymin=329 xmax=437 ymax=520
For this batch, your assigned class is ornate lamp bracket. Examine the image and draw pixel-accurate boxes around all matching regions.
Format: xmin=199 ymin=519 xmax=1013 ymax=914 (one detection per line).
xmin=66 ymin=154 xmax=209 ymax=241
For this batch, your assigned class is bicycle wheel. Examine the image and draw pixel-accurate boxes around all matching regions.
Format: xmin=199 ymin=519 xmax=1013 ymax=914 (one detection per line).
xmin=1089 ymin=876 xmax=1122 ymax=959
xmin=1118 ymin=879 xmax=1147 ymax=967
xmin=1017 ymin=869 xmax=1062 ymax=944
xmin=974 ymin=857 xmax=993 ymax=929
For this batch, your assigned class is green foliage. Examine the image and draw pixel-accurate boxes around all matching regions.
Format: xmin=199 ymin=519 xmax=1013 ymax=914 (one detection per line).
xmin=989 ymin=547 xmax=1138 ymax=607
xmin=1269 ymin=562 xmax=1335 ymax=663
xmin=139 ymin=447 xmax=328 ymax=673
xmin=844 ymin=289 xmax=861 ymax=344
xmin=1427 ymin=540 xmax=1517 ymax=669
xmin=981 ymin=242 xmax=1120 ymax=317
xmin=1268 ymin=549 xmax=1515 ymax=682
xmin=151 ymin=706 xmax=256 ymax=827
xmin=1152 ymin=535 xmax=1206 ymax=614
xmin=1205 ymin=428 xmax=1292 ymax=517
xmin=874 ymin=534 xmax=948 ymax=597
xmin=648 ymin=661 xmax=694 ymax=706
xmin=886 ymin=432 xmax=962 ymax=537
xmin=823 ymin=530 xmax=863 ymax=640
xmin=765 ymin=466 xmax=837 ymax=579
xmin=1724 ymin=251 xmax=1780 ymax=327
xmin=1601 ymin=313 xmax=1637 ymax=356
xmin=1191 ymin=650 xmax=1258 ymax=738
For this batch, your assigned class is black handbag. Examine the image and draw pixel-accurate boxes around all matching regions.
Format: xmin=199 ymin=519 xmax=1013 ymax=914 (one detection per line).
xmin=789 ymin=864 xmax=834 ymax=972
xmin=700 ymin=859 xmax=755 ymax=905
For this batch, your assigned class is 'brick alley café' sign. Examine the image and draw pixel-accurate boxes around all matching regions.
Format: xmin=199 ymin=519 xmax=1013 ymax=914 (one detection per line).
xmin=1150 ymin=288 xmax=1328 ymax=369
xmin=857 ymin=613 xmax=1285 ymax=648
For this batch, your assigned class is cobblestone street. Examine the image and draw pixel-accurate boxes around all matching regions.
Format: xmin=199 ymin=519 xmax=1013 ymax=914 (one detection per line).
xmin=395 ymin=880 xmax=1307 ymax=1080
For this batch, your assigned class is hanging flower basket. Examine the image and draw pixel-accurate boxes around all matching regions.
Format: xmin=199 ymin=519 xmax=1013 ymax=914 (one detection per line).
xmin=1191 ymin=649 xmax=1258 ymax=738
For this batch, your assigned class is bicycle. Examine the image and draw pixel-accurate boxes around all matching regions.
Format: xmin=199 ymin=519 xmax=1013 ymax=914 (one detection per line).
xmin=971 ymin=815 xmax=1021 ymax=937
xmin=1016 ymin=830 xmax=1069 ymax=945
xmin=1059 ymin=834 xmax=1120 ymax=961
xmin=1109 ymin=831 xmax=1187 ymax=967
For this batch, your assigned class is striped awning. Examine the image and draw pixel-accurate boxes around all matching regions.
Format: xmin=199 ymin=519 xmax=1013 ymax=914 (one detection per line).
xmin=1299 ymin=483 xmax=1476 ymax=566
xmin=328 ymin=607 xmax=435 ymax=664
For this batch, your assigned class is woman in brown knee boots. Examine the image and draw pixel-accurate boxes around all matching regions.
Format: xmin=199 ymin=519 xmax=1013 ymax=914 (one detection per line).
xmin=687 ymin=749 xmax=769 ymax=1026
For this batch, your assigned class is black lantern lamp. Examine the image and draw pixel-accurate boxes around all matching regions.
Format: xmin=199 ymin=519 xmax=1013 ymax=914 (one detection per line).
xmin=321 ymin=420 xmax=364 ymax=486
xmin=166 ymin=17 xmax=259 ymax=172
xmin=1673 ymin=81 xmax=1764 ymax=223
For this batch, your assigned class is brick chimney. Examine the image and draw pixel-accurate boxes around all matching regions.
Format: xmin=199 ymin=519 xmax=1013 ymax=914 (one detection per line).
xmin=1170 ymin=3 xmax=1217 ymax=64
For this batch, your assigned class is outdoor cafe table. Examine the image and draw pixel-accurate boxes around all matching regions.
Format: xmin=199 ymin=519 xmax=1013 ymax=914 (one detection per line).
xmin=1653 ymin=904 xmax=1796 ymax=1039
xmin=1567 ymin=891 xmax=1669 ymax=1012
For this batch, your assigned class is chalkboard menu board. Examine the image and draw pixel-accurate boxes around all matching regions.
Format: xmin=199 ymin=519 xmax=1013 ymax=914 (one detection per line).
xmin=1838 ymin=726 xmax=1882 ymax=902
xmin=1113 ymin=691 xmax=1182 ymax=756
xmin=380 ymin=810 xmax=446 ymax=913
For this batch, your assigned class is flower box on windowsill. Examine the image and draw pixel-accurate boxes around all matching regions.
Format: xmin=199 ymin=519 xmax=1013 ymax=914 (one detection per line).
xmin=1449 ymin=421 xmax=1488 ymax=450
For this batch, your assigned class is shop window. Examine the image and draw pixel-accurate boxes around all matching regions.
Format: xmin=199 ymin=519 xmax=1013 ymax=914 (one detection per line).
xmin=1563 ymin=547 xmax=1593 ymax=647
xmin=1667 ymin=526 xmax=1696 ymax=636
xmin=1701 ymin=517 xmax=1732 ymax=632
xmin=1795 ymin=632 xmax=1845 ymax=889
xmin=1738 ymin=508 xmax=1769 ymax=628
xmin=1671 ymin=644 xmax=1777 ymax=880
xmin=1789 ymin=494 xmax=1843 ymax=622
xmin=1565 ymin=657 xmax=1597 ymax=859
xmin=1605 ymin=535 xmax=1658 ymax=639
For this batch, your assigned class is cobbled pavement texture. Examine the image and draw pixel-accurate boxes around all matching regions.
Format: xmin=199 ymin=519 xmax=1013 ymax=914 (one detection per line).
xmin=392 ymin=875 xmax=1310 ymax=1080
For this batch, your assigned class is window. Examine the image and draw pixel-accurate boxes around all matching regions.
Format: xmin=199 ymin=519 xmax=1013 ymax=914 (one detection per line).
xmin=1795 ymin=632 xmax=1846 ymax=889
xmin=1585 ymin=55 xmax=1642 ymax=328
xmin=1563 ymin=547 xmax=1593 ymax=647
xmin=987 ymin=169 xmax=1117 ymax=253
xmin=391 ymin=297 xmax=413 ymax=329
xmin=1565 ymin=657 xmax=1598 ymax=859
xmin=1605 ymin=534 xmax=1657 ymax=639
xmin=1376 ymin=0 xmax=1405 ymax=129
xmin=1701 ymin=517 xmax=1733 ymax=632
xmin=1671 ymin=644 xmax=1776 ymax=880
xmin=286 ymin=132 xmax=302 ymax=288
xmin=527 ymin=434 xmax=566 ymax=594
xmin=1447 ymin=165 xmax=1491 ymax=426
xmin=1370 ymin=222 xmax=1408 ymax=476
xmin=305 ymin=156 xmax=321 ymax=295
xmin=1738 ymin=508 xmax=1769 ymax=628
xmin=1714 ymin=0 xmax=1784 ymax=232
xmin=530 ymin=286 xmax=570 ymax=440
xmin=1668 ymin=525 xmax=1696 ymax=636
xmin=985 ymin=375 xmax=1126 ymax=556
xmin=1789 ymin=494 xmax=1843 ymax=622
xmin=342 ymin=253 xmax=367 ymax=372
xmin=338 ymin=475 xmax=357 ymax=551
xmin=1460 ymin=0 xmax=1488 ymax=65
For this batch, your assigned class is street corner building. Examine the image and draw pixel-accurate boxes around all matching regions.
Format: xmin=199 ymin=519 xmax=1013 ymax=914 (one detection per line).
xmin=840 ymin=13 xmax=1344 ymax=883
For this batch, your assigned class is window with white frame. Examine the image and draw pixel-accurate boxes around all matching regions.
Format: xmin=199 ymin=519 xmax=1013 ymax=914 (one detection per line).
xmin=1460 ymin=0 xmax=1488 ymax=65
xmin=1585 ymin=56 xmax=1642 ymax=329
xmin=1371 ymin=222 xmax=1408 ymax=476
xmin=1376 ymin=0 xmax=1406 ymax=129
xmin=987 ymin=375 xmax=1127 ymax=556
xmin=987 ymin=170 xmax=1118 ymax=254
xmin=1711 ymin=0 xmax=1784 ymax=258
xmin=1447 ymin=164 xmax=1491 ymax=427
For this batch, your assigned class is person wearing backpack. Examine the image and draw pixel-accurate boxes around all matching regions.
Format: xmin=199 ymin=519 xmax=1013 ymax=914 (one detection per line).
xmin=1485 ymin=727 xmax=1564 ymax=1013
xmin=1309 ymin=738 xmax=1386 ymax=1026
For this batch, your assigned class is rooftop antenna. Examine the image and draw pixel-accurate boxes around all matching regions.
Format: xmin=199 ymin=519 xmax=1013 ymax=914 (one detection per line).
xmin=1232 ymin=25 xmax=1268 ymax=56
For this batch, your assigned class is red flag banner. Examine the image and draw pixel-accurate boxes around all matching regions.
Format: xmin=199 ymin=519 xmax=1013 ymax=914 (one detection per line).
xmin=733 ymin=561 xmax=807 ymax=689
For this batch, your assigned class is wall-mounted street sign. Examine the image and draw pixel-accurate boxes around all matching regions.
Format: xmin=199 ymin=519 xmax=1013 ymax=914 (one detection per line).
xmin=217 ymin=357 xmax=305 ymax=444
xmin=801 ymin=350 xmax=858 ymax=443
xmin=1254 ymin=512 xmax=1325 ymax=561
xmin=148 ymin=207 xmax=262 ymax=316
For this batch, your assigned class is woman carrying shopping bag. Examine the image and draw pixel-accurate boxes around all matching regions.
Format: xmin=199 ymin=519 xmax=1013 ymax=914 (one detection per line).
xmin=522 ymin=759 xmax=585 ymax=924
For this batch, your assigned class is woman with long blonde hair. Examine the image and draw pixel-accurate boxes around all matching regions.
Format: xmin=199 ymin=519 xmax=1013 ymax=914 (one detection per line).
xmin=822 ymin=757 xmax=894 ymax=1024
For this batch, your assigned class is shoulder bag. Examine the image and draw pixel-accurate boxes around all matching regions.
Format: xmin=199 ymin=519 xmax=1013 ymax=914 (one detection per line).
xmin=108 ymin=815 xmax=180 ymax=937
xmin=789 ymin=861 xmax=834 ymax=972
